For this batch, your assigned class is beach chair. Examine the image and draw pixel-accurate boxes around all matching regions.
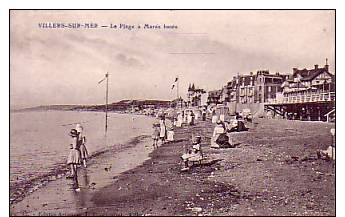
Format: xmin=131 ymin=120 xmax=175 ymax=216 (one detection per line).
xmin=181 ymin=147 xmax=205 ymax=171
xmin=189 ymin=149 xmax=204 ymax=166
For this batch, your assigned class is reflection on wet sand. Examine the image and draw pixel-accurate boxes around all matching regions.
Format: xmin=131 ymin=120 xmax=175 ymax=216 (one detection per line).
xmin=73 ymin=168 xmax=91 ymax=208
xmin=10 ymin=137 xmax=154 ymax=216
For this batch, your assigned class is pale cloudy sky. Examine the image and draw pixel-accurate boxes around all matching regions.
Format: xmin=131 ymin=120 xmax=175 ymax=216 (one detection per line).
xmin=10 ymin=10 xmax=335 ymax=107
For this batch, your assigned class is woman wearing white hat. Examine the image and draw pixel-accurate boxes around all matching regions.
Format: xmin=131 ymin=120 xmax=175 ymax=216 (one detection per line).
xmin=76 ymin=124 xmax=89 ymax=168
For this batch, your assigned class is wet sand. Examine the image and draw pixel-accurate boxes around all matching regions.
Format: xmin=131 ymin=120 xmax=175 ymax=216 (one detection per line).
xmin=79 ymin=118 xmax=335 ymax=216
xmin=10 ymin=135 xmax=154 ymax=216
xmin=11 ymin=118 xmax=335 ymax=216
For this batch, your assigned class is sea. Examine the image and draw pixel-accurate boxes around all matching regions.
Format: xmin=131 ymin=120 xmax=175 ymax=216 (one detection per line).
xmin=10 ymin=110 xmax=156 ymax=189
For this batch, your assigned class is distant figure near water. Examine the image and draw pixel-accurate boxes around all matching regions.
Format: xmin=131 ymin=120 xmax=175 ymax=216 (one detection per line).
xmin=76 ymin=124 xmax=89 ymax=168
xmin=152 ymin=123 xmax=160 ymax=149
xmin=159 ymin=119 xmax=167 ymax=144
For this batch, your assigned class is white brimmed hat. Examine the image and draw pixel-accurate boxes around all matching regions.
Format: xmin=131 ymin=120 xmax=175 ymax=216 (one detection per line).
xmin=75 ymin=124 xmax=83 ymax=133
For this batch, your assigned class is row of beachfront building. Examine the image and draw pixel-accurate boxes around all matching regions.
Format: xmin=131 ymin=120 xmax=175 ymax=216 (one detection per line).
xmin=186 ymin=60 xmax=334 ymax=107
xmin=183 ymin=60 xmax=335 ymax=121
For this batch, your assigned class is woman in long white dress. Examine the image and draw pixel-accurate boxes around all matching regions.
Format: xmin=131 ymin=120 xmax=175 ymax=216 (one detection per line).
xmin=176 ymin=112 xmax=183 ymax=127
xmin=159 ymin=119 xmax=166 ymax=144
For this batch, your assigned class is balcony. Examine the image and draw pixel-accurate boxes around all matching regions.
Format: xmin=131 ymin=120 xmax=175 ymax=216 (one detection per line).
xmin=267 ymin=92 xmax=335 ymax=104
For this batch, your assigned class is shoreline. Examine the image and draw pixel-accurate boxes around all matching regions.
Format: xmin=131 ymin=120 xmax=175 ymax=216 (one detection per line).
xmin=10 ymin=133 xmax=152 ymax=209
xmin=10 ymin=110 xmax=156 ymax=206
xmin=77 ymin=118 xmax=335 ymax=216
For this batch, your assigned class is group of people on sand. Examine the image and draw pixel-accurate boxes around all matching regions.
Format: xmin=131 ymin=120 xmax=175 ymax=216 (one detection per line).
xmin=178 ymin=108 xmax=246 ymax=171
xmin=180 ymin=117 xmax=239 ymax=171
xmin=151 ymin=107 xmax=210 ymax=171
xmin=152 ymin=112 xmax=169 ymax=149
xmin=67 ymin=124 xmax=89 ymax=190
xmin=175 ymin=107 xmax=207 ymax=127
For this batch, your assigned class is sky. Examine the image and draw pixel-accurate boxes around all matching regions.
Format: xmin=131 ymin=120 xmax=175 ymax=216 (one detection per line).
xmin=10 ymin=10 xmax=335 ymax=108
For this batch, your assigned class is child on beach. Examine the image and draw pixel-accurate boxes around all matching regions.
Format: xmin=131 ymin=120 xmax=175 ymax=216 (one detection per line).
xmin=181 ymin=136 xmax=203 ymax=171
xmin=76 ymin=124 xmax=89 ymax=168
xmin=159 ymin=119 xmax=167 ymax=145
xmin=152 ymin=123 xmax=160 ymax=149
xmin=167 ymin=125 xmax=175 ymax=142
xmin=67 ymin=129 xmax=81 ymax=190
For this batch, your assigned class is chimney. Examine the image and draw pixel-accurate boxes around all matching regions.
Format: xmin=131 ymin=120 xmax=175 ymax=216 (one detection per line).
xmin=250 ymin=71 xmax=253 ymax=76
xmin=325 ymin=58 xmax=329 ymax=72
xmin=314 ymin=64 xmax=318 ymax=69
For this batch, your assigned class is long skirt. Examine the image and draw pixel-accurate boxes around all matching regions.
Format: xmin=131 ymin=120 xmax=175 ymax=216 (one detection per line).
xmin=211 ymin=133 xmax=233 ymax=148
xmin=176 ymin=116 xmax=183 ymax=127
xmin=79 ymin=144 xmax=89 ymax=160
xmin=210 ymin=136 xmax=220 ymax=148
xmin=160 ymin=126 xmax=166 ymax=138
xmin=181 ymin=152 xmax=203 ymax=162
xmin=67 ymin=149 xmax=81 ymax=165
xmin=167 ymin=130 xmax=174 ymax=141
xmin=211 ymin=115 xmax=218 ymax=123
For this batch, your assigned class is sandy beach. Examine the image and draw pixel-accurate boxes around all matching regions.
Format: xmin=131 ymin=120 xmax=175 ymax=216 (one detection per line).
xmin=84 ymin=118 xmax=335 ymax=216
xmin=11 ymin=117 xmax=335 ymax=216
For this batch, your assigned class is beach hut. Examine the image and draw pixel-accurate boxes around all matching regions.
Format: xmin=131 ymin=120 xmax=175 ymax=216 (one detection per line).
xmin=167 ymin=129 xmax=175 ymax=141
xmin=216 ymin=105 xmax=229 ymax=122
xmin=194 ymin=109 xmax=202 ymax=120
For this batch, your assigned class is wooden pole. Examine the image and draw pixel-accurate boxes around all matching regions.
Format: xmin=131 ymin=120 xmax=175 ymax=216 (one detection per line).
xmin=105 ymin=72 xmax=109 ymax=134
xmin=235 ymin=73 xmax=239 ymax=114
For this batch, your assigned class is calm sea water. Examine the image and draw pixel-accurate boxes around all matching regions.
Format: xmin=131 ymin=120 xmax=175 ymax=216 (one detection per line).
xmin=10 ymin=110 xmax=155 ymax=185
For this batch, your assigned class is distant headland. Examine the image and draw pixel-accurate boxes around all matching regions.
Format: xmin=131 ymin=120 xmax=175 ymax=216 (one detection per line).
xmin=12 ymin=99 xmax=171 ymax=114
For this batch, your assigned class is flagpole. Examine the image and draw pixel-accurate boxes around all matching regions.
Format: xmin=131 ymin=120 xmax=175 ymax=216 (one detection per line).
xmin=177 ymin=75 xmax=179 ymax=99
xmin=105 ymin=72 xmax=109 ymax=134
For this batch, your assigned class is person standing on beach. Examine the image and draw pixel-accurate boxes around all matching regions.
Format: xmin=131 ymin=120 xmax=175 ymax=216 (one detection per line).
xmin=190 ymin=111 xmax=195 ymax=126
xmin=76 ymin=124 xmax=89 ymax=168
xmin=202 ymin=107 xmax=207 ymax=121
xmin=212 ymin=109 xmax=218 ymax=123
xmin=159 ymin=118 xmax=167 ymax=145
xmin=67 ymin=129 xmax=81 ymax=190
xmin=183 ymin=110 xmax=187 ymax=123
xmin=152 ymin=123 xmax=160 ymax=149
xmin=176 ymin=112 xmax=183 ymax=127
